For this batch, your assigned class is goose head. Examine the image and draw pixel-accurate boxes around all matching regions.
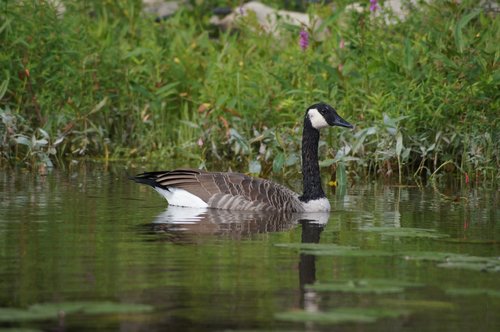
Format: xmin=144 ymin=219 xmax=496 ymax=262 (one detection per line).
xmin=306 ymin=103 xmax=353 ymax=130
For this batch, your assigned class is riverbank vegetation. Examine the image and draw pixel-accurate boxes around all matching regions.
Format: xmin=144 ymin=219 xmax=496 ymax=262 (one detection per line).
xmin=0 ymin=0 xmax=498 ymax=183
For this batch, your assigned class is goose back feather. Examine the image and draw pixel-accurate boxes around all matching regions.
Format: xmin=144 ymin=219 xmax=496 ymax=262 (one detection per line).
xmin=133 ymin=168 xmax=306 ymax=212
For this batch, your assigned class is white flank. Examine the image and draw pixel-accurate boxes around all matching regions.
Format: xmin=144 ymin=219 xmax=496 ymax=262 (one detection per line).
xmin=154 ymin=187 xmax=209 ymax=208
xmin=301 ymin=198 xmax=331 ymax=212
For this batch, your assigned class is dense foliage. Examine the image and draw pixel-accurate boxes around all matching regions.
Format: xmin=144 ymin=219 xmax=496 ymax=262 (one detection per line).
xmin=0 ymin=0 xmax=498 ymax=183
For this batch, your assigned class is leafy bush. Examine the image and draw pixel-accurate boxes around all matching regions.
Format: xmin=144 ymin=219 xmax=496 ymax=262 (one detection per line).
xmin=0 ymin=0 xmax=498 ymax=183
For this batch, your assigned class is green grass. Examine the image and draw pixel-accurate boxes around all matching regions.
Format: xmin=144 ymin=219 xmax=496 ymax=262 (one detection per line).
xmin=0 ymin=0 xmax=498 ymax=184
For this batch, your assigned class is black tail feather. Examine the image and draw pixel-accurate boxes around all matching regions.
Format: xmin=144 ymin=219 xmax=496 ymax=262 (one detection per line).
xmin=130 ymin=169 xmax=199 ymax=190
xmin=129 ymin=172 xmax=165 ymax=188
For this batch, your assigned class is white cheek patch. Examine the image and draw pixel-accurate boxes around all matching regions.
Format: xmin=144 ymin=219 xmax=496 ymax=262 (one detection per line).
xmin=308 ymin=108 xmax=329 ymax=129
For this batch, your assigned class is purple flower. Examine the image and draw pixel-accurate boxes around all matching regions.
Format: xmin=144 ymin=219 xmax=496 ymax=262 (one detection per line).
xmin=299 ymin=30 xmax=309 ymax=51
xmin=370 ymin=0 xmax=378 ymax=12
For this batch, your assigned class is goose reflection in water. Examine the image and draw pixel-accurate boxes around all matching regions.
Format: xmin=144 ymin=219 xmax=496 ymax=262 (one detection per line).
xmin=145 ymin=206 xmax=327 ymax=312
xmin=299 ymin=219 xmax=326 ymax=313
xmin=146 ymin=206 xmax=329 ymax=242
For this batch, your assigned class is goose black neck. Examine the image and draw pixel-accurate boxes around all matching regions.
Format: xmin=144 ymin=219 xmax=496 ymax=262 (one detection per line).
xmin=299 ymin=119 xmax=325 ymax=202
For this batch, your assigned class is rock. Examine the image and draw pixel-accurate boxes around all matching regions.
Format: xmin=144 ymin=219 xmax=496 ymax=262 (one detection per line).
xmin=347 ymin=0 xmax=498 ymax=24
xmin=142 ymin=0 xmax=186 ymax=21
xmin=210 ymin=1 xmax=326 ymax=40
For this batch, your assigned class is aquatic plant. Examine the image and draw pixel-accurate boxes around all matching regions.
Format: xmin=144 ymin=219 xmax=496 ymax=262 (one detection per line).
xmin=307 ymin=278 xmax=424 ymax=294
xmin=276 ymin=307 xmax=408 ymax=324
xmin=0 ymin=301 xmax=153 ymax=322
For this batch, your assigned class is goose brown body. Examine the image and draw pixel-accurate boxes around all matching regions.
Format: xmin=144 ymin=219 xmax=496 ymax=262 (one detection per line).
xmin=133 ymin=169 xmax=305 ymax=212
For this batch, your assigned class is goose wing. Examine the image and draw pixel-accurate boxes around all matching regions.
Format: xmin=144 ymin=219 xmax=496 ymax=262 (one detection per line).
xmin=133 ymin=168 xmax=304 ymax=212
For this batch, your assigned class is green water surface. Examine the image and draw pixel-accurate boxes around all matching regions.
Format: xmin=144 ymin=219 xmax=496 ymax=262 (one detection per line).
xmin=0 ymin=165 xmax=498 ymax=331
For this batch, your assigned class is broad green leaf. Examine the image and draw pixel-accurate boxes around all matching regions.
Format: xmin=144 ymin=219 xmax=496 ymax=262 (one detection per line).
xmin=155 ymin=82 xmax=180 ymax=98
xmin=88 ymin=97 xmax=108 ymax=116
xmin=403 ymin=38 xmax=414 ymax=71
xmin=437 ymin=261 xmax=500 ymax=273
xmin=383 ymin=113 xmax=395 ymax=127
xmin=386 ymin=126 xmax=397 ymax=136
xmin=15 ymin=136 xmax=31 ymax=147
xmin=361 ymin=227 xmax=449 ymax=239
xmin=308 ymin=279 xmax=423 ymax=294
xmin=0 ymin=308 xmax=54 ymax=322
xmin=123 ymin=47 xmax=153 ymax=59
xmin=0 ymin=301 xmax=154 ymax=322
xmin=354 ymin=126 xmax=377 ymax=138
xmin=352 ymin=128 xmax=373 ymax=153
xmin=0 ymin=17 xmax=12 ymax=34
xmin=336 ymin=162 xmax=347 ymax=186
xmin=402 ymin=147 xmax=411 ymax=160
xmin=40 ymin=154 xmax=53 ymax=168
xmin=319 ymin=158 xmax=335 ymax=167
xmin=454 ymin=8 xmax=481 ymax=53
xmin=276 ymin=307 xmax=408 ymax=325
xmin=248 ymin=160 xmax=261 ymax=174
xmin=334 ymin=145 xmax=351 ymax=162
xmin=215 ymin=94 xmax=227 ymax=107
xmin=285 ymin=153 xmax=298 ymax=166
xmin=275 ymin=243 xmax=358 ymax=251
xmin=34 ymin=139 xmax=48 ymax=148
xmin=446 ymin=288 xmax=500 ymax=297
xmin=396 ymin=132 xmax=403 ymax=156
xmin=179 ymin=120 xmax=199 ymax=129
xmin=275 ymin=243 xmax=394 ymax=257
xmin=0 ymin=75 xmax=9 ymax=101
xmin=38 ymin=128 xmax=49 ymax=139
xmin=401 ymin=251 xmax=472 ymax=262
xmin=272 ymin=152 xmax=285 ymax=173
xmin=379 ymin=299 xmax=455 ymax=310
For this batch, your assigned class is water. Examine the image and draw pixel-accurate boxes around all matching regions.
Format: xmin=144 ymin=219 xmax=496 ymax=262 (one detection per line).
xmin=0 ymin=165 xmax=498 ymax=331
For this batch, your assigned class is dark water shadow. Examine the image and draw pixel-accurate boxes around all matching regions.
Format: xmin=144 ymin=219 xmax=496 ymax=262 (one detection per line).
xmin=299 ymin=220 xmax=326 ymax=311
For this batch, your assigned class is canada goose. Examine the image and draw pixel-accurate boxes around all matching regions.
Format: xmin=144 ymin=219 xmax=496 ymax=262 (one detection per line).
xmin=132 ymin=102 xmax=353 ymax=212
